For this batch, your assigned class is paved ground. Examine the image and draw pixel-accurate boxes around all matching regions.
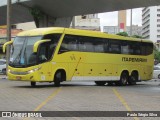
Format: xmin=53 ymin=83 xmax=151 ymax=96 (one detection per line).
xmin=0 ymin=76 xmax=160 ymax=120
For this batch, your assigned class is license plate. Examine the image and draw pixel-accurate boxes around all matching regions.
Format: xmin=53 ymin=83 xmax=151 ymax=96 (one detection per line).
xmin=16 ymin=76 xmax=22 ymax=80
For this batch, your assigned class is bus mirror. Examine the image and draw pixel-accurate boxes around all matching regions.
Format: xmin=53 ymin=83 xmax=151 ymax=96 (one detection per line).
xmin=33 ymin=39 xmax=51 ymax=53
xmin=3 ymin=40 xmax=14 ymax=53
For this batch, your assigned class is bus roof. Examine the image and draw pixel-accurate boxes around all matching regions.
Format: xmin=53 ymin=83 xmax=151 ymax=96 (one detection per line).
xmin=17 ymin=27 xmax=152 ymax=43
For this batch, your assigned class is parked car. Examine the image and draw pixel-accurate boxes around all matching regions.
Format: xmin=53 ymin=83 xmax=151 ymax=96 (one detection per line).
xmin=153 ymin=66 xmax=160 ymax=79
xmin=0 ymin=59 xmax=6 ymax=74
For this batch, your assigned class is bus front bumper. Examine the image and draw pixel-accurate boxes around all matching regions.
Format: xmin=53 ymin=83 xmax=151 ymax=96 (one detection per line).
xmin=7 ymin=67 xmax=42 ymax=82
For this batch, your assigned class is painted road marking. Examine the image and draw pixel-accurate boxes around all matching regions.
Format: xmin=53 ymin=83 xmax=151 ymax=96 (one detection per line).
xmin=34 ymin=87 xmax=62 ymax=111
xmin=112 ymin=88 xmax=139 ymax=120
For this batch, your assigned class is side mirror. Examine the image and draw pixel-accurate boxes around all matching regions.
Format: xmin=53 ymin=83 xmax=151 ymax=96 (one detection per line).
xmin=33 ymin=39 xmax=51 ymax=53
xmin=3 ymin=40 xmax=14 ymax=53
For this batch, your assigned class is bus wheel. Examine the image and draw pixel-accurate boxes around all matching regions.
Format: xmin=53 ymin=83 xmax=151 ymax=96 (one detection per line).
xmin=119 ymin=72 xmax=128 ymax=86
xmin=54 ymin=72 xmax=61 ymax=87
xmin=95 ymin=81 xmax=106 ymax=86
xmin=128 ymin=72 xmax=138 ymax=85
xmin=31 ymin=82 xmax=36 ymax=87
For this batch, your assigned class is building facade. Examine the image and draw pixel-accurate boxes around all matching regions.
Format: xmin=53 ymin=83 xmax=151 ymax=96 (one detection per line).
xmin=103 ymin=25 xmax=142 ymax=36
xmin=142 ymin=6 xmax=160 ymax=43
xmin=118 ymin=10 xmax=127 ymax=32
xmin=73 ymin=14 xmax=100 ymax=31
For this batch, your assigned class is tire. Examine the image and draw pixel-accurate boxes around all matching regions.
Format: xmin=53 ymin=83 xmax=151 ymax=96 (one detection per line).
xmin=31 ymin=82 xmax=36 ymax=87
xmin=95 ymin=81 xmax=106 ymax=86
xmin=54 ymin=72 xmax=61 ymax=87
xmin=158 ymin=74 xmax=160 ymax=79
xmin=118 ymin=72 xmax=128 ymax=86
xmin=128 ymin=72 xmax=138 ymax=85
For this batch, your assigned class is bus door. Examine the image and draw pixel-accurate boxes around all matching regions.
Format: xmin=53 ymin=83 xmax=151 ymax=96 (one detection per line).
xmin=37 ymin=34 xmax=61 ymax=81
xmin=37 ymin=42 xmax=52 ymax=81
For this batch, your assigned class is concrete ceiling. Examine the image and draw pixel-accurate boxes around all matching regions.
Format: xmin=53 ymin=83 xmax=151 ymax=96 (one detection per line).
xmin=0 ymin=0 xmax=160 ymax=25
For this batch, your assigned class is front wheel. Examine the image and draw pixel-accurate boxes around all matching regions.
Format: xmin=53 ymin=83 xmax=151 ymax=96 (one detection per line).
xmin=54 ymin=72 xmax=61 ymax=87
xmin=95 ymin=81 xmax=106 ymax=86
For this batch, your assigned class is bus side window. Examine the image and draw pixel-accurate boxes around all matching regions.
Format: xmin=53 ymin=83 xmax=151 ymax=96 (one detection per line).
xmin=43 ymin=34 xmax=61 ymax=56
xmin=104 ymin=39 xmax=109 ymax=53
xmin=68 ymin=41 xmax=78 ymax=51
xmin=146 ymin=43 xmax=153 ymax=55
xmin=59 ymin=35 xmax=78 ymax=53
xmin=121 ymin=41 xmax=129 ymax=54
xmin=79 ymin=41 xmax=86 ymax=52
xmin=129 ymin=41 xmax=141 ymax=55
xmin=38 ymin=43 xmax=48 ymax=63
xmin=85 ymin=42 xmax=94 ymax=52
xmin=141 ymin=42 xmax=146 ymax=55
xmin=109 ymin=40 xmax=121 ymax=54
xmin=94 ymin=38 xmax=105 ymax=53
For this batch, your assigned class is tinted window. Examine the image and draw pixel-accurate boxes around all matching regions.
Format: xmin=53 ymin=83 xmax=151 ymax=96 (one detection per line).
xmin=140 ymin=42 xmax=153 ymax=55
xmin=129 ymin=41 xmax=141 ymax=55
xmin=94 ymin=38 xmax=106 ymax=53
xmin=109 ymin=40 xmax=121 ymax=54
xmin=59 ymin=34 xmax=153 ymax=56
xmin=146 ymin=43 xmax=153 ymax=55
xmin=78 ymin=37 xmax=94 ymax=52
xmin=38 ymin=34 xmax=61 ymax=63
xmin=59 ymin=35 xmax=78 ymax=53
xmin=60 ymin=35 xmax=107 ymax=53
xmin=121 ymin=41 xmax=129 ymax=54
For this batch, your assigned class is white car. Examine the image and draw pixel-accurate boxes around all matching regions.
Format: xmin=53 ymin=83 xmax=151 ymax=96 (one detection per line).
xmin=0 ymin=59 xmax=6 ymax=74
xmin=153 ymin=66 xmax=160 ymax=79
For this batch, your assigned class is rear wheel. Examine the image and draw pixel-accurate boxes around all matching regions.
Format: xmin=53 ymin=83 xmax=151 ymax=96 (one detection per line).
xmin=117 ymin=72 xmax=128 ymax=86
xmin=31 ymin=82 xmax=36 ymax=87
xmin=158 ymin=74 xmax=160 ymax=79
xmin=95 ymin=81 xmax=106 ymax=86
xmin=128 ymin=72 xmax=138 ymax=85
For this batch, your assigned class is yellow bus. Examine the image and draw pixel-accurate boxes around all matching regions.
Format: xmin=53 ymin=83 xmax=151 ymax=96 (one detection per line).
xmin=3 ymin=27 xmax=154 ymax=86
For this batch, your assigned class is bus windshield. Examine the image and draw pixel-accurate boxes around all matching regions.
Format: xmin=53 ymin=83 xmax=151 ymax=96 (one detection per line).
xmin=10 ymin=36 xmax=42 ymax=67
xmin=9 ymin=34 xmax=61 ymax=68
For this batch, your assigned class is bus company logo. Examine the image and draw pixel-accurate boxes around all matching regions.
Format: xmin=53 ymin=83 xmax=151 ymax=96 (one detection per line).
xmin=122 ymin=57 xmax=147 ymax=62
xmin=2 ymin=112 xmax=11 ymax=117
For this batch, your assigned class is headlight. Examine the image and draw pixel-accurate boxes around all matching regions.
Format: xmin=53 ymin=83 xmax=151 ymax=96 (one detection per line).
xmin=27 ymin=67 xmax=41 ymax=74
xmin=9 ymin=67 xmax=41 ymax=75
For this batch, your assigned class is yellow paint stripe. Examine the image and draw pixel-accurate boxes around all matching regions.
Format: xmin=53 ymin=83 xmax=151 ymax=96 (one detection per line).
xmin=34 ymin=87 xmax=62 ymax=111
xmin=112 ymin=88 xmax=139 ymax=120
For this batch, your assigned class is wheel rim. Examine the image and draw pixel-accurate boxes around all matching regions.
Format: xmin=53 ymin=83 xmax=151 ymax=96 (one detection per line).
xmin=120 ymin=73 xmax=128 ymax=85
xmin=122 ymin=76 xmax=127 ymax=84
